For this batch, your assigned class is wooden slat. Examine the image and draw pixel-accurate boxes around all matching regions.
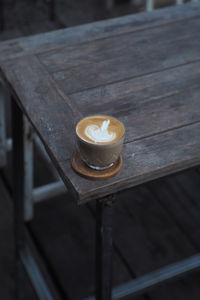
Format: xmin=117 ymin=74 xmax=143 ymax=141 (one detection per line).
xmin=112 ymin=87 xmax=200 ymax=143
xmin=115 ymin=184 xmax=195 ymax=277
xmin=147 ymin=171 xmax=200 ymax=250
xmin=38 ymin=17 xmax=200 ymax=73
xmin=1 ymin=4 xmax=200 ymax=204
xmin=53 ymin=33 xmax=200 ymax=94
xmin=59 ymin=122 xmax=200 ymax=203
xmin=71 ymin=84 xmax=200 ymax=144
xmin=150 ymin=274 xmax=200 ymax=300
xmin=3 ymin=52 xmax=200 ymax=147
xmin=2 ymin=54 xmax=200 ymax=203
xmin=68 ymin=61 xmax=200 ymax=117
xmin=1 ymin=2 xmax=200 ymax=62
xmin=0 ymin=55 xmax=80 ymax=162
xmin=145 ymin=170 xmax=200 ymax=299
xmin=113 ymin=185 xmax=200 ymax=300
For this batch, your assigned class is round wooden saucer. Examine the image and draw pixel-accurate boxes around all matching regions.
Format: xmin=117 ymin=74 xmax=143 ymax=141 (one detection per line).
xmin=71 ymin=151 xmax=123 ymax=180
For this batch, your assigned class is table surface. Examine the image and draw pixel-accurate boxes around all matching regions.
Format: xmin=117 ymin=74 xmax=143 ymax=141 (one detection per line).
xmin=1 ymin=2 xmax=200 ymax=204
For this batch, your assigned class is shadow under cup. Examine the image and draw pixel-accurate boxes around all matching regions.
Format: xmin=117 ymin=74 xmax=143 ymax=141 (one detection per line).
xmin=76 ymin=117 xmax=125 ymax=170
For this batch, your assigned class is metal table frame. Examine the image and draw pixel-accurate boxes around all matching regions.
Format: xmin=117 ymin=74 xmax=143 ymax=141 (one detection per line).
xmin=0 ymin=81 xmax=67 ymax=222
xmin=12 ymin=95 xmax=200 ymax=300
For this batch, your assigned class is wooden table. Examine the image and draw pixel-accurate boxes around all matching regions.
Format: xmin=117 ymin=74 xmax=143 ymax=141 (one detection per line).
xmin=1 ymin=2 xmax=200 ymax=300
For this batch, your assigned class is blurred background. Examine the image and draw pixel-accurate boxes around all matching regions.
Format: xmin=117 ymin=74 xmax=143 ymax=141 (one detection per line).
xmin=0 ymin=0 xmax=200 ymax=300
xmin=0 ymin=0 xmax=192 ymax=41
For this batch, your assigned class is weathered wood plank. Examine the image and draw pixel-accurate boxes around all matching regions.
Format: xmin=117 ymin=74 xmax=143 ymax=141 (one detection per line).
xmin=68 ymin=61 xmax=200 ymax=116
xmin=1 ymin=2 xmax=200 ymax=62
xmin=0 ymin=55 xmax=80 ymax=163
xmin=1 ymin=51 xmax=200 ymax=203
xmin=53 ymin=34 xmax=200 ymax=94
xmin=147 ymin=171 xmax=200 ymax=250
xmin=114 ymin=185 xmax=197 ymax=275
xmin=1 ymin=4 xmax=200 ymax=204
xmin=145 ymin=170 xmax=200 ymax=299
xmin=38 ymin=17 xmax=200 ymax=73
xmin=3 ymin=52 xmax=200 ymax=149
xmin=113 ymin=185 xmax=200 ymax=300
xmin=150 ymin=273 xmax=200 ymax=300
xmin=172 ymin=169 xmax=200 ymax=210
xmin=59 ymin=122 xmax=200 ymax=203
xmin=75 ymin=86 xmax=200 ymax=144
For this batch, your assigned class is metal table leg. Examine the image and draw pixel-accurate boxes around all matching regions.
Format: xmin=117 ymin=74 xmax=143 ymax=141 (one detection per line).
xmin=12 ymin=97 xmax=55 ymax=300
xmin=0 ymin=0 xmax=4 ymax=31
xmin=96 ymin=196 xmax=114 ymax=300
xmin=12 ymin=97 xmax=25 ymax=300
xmin=45 ymin=0 xmax=55 ymax=21
xmin=0 ymin=81 xmax=7 ymax=166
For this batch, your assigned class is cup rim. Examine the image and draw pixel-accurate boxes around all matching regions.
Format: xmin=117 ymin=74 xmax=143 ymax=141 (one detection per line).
xmin=76 ymin=114 xmax=125 ymax=146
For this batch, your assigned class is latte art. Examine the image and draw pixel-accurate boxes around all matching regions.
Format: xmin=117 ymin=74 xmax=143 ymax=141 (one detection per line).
xmin=85 ymin=120 xmax=116 ymax=143
xmin=76 ymin=115 xmax=125 ymax=145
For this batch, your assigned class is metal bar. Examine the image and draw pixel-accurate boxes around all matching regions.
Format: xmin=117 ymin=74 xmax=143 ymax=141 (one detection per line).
xmin=0 ymin=81 xmax=6 ymax=166
xmin=5 ymin=137 xmax=12 ymax=151
xmin=34 ymin=134 xmax=62 ymax=181
xmin=24 ymin=116 xmax=34 ymax=222
xmin=20 ymin=245 xmax=53 ymax=300
xmin=131 ymin=0 xmax=141 ymax=5
xmin=86 ymin=253 xmax=200 ymax=300
xmin=96 ymin=196 xmax=114 ymax=300
xmin=146 ymin=0 xmax=154 ymax=11
xmin=12 ymin=96 xmax=25 ymax=300
xmin=176 ymin=0 xmax=183 ymax=4
xmin=33 ymin=181 xmax=67 ymax=203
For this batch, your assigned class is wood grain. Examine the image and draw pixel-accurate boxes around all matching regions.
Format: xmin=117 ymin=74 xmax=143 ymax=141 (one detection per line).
xmin=1 ymin=3 xmax=200 ymax=203
xmin=89 ymin=181 xmax=200 ymax=300
xmin=59 ymin=122 xmax=200 ymax=203
xmin=1 ymin=2 xmax=200 ymax=62
xmin=114 ymin=184 xmax=197 ymax=273
xmin=38 ymin=17 xmax=200 ymax=73
xmin=68 ymin=61 xmax=200 ymax=116
xmin=0 ymin=55 xmax=80 ymax=162
xmin=53 ymin=34 xmax=200 ymax=94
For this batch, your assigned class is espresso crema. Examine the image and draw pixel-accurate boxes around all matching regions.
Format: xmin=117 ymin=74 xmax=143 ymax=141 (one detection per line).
xmin=76 ymin=115 xmax=125 ymax=144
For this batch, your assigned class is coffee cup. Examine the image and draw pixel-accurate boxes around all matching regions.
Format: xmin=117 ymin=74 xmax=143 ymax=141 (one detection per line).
xmin=76 ymin=115 xmax=125 ymax=170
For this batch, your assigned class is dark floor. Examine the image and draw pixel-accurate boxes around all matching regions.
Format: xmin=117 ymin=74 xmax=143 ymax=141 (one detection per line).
xmin=1 ymin=0 xmax=200 ymax=299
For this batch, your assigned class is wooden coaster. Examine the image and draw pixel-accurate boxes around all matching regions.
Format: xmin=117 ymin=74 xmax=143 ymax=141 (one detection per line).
xmin=71 ymin=151 xmax=123 ymax=180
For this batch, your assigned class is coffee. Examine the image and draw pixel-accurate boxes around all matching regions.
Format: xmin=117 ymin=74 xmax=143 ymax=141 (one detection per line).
xmin=76 ymin=115 xmax=124 ymax=144
xmin=76 ymin=115 xmax=125 ymax=170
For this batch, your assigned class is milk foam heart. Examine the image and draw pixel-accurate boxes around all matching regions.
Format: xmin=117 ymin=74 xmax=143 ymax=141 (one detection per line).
xmin=85 ymin=120 xmax=116 ymax=143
